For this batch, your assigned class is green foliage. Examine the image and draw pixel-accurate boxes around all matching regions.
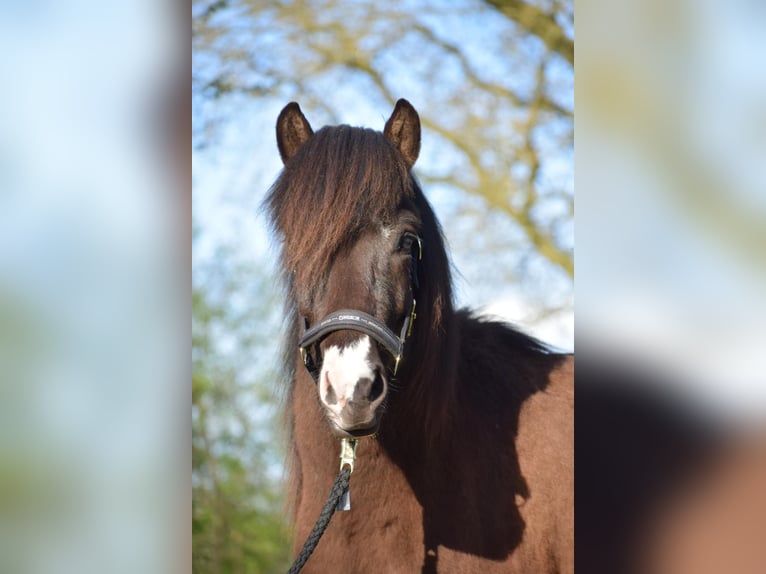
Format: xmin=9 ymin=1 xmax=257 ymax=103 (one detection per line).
xmin=192 ymin=259 xmax=292 ymax=573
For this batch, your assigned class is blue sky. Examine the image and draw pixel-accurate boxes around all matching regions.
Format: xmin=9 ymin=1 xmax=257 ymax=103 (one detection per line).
xmin=192 ymin=1 xmax=574 ymax=350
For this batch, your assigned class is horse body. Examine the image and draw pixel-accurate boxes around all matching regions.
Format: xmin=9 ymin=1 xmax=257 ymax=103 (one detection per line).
xmin=267 ymin=100 xmax=573 ymax=573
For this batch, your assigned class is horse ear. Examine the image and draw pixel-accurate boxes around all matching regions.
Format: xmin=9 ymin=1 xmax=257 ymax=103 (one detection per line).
xmin=384 ymin=99 xmax=421 ymax=167
xmin=276 ymin=102 xmax=314 ymax=164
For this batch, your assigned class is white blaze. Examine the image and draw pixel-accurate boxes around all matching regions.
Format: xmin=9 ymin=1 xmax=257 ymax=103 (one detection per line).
xmin=319 ymin=335 xmax=374 ymax=417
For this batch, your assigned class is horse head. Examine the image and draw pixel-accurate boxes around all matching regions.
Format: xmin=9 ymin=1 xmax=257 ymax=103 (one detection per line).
xmin=270 ymin=99 xmax=431 ymax=437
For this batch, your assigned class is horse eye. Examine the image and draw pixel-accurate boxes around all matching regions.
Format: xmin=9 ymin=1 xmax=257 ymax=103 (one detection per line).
xmin=398 ymin=233 xmax=416 ymax=252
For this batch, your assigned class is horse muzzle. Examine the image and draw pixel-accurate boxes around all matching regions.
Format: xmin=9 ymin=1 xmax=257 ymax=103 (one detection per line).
xmin=298 ymin=306 xmax=415 ymax=437
xmin=317 ymin=337 xmax=387 ymax=437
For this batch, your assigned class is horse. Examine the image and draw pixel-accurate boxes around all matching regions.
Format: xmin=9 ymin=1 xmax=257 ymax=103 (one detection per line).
xmin=265 ymin=99 xmax=573 ymax=573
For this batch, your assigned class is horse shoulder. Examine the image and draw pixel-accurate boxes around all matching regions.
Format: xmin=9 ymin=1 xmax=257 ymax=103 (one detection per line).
xmin=514 ymin=354 xmax=574 ymax=573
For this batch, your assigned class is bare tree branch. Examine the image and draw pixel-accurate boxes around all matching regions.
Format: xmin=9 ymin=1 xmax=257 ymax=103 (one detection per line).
xmin=193 ymin=0 xmax=574 ymax=278
xmin=484 ymin=0 xmax=574 ymax=66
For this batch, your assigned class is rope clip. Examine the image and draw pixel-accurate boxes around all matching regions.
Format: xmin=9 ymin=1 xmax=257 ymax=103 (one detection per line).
xmin=337 ymin=438 xmax=358 ymax=512
xmin=339 ymin=438 xmax=358 ymax=473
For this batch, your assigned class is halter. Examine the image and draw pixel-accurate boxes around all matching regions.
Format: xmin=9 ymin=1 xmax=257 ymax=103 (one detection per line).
xmin=298 ymin=235 xmax=422 ymax=382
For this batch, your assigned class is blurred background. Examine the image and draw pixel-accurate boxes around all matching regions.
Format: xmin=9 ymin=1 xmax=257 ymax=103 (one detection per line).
xmin=1 ymin=2 xmax=185 ymax=574
xmin=578 ymin=0 xmax=766 ymax=421
xmin=192 ymin=1 xmax=573 ymax=571
xmin=577 ymin=1 xmax=766 ymax=571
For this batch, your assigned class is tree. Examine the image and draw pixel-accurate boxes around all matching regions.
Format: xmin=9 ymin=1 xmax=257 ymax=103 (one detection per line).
xmin=193 ymin=0 xmax=573 ymax=279
xmin=192 ymin=244 xmax=292 ymax=573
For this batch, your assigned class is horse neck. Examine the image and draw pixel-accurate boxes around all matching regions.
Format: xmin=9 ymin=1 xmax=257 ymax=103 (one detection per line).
xmin=378 ymin=306 xmax=461 ymax=453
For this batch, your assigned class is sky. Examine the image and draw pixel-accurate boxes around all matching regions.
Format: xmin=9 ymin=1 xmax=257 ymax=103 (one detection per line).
xmin=192 ymin=2 xmax=575 ymax=351
xmin=192 ymin=106 xmax=574 ymax=350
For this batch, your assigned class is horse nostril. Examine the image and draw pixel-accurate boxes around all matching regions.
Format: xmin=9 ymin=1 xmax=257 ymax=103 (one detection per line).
xmin=368 ymin=370 xmax=384 ymax=402
xmin=351 ymin=370 xmax=385 ymax=404
xmin=325 ymin=380 xmax=337 ymax=405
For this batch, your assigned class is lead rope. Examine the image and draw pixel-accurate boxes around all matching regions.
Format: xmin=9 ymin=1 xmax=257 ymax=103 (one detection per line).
xmin=287 ymin=439 xmax=359 ymax=574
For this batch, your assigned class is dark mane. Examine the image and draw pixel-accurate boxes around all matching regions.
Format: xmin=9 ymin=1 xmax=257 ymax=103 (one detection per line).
xmin=266 ymin=125 xmax=414 ymax=291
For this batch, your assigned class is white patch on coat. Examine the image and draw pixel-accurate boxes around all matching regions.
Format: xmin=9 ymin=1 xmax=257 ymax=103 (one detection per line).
xmin=319 ymin=336 xmax=374 ymax=418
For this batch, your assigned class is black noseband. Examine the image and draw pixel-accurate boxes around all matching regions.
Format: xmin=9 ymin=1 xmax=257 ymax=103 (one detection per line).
xmin=300 ymin=310 xmax=405 ymax=362
xmin=298 ymin=309 xmax=413 ymax=382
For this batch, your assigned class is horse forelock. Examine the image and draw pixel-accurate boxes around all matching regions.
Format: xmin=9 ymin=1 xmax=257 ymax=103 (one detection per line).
xmin=266 ymin=124 xmax=414 ymax=295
